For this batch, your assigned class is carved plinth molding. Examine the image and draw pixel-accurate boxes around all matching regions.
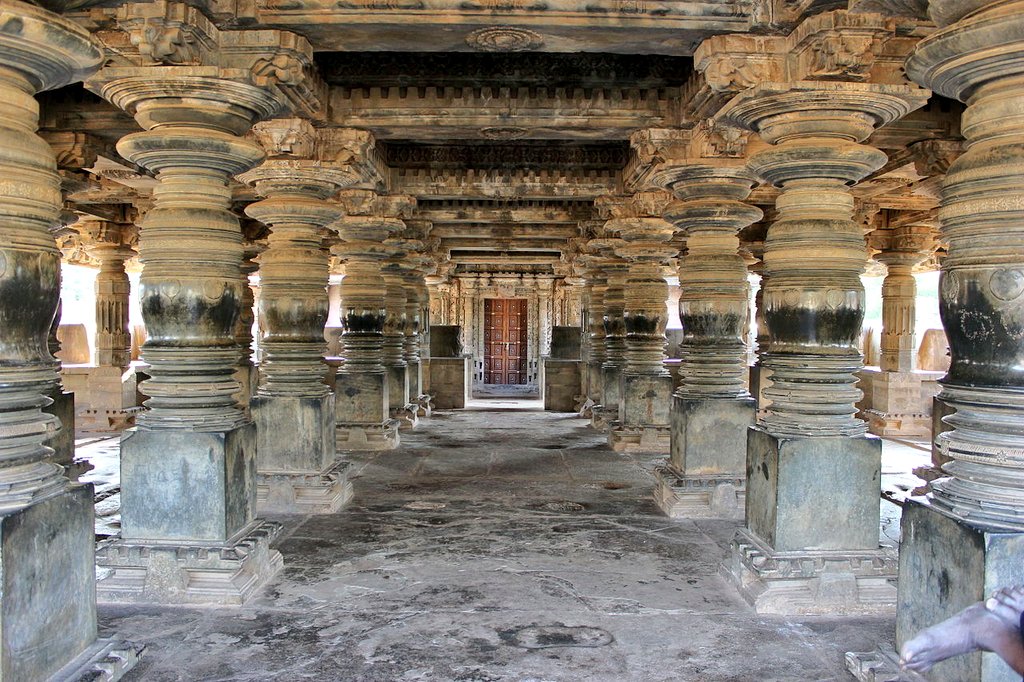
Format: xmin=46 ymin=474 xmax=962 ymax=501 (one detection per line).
xmin=905 ymin=0 xmax=1024 ymax=532
xmin=653 ymin=465 xmax=746 ymax=519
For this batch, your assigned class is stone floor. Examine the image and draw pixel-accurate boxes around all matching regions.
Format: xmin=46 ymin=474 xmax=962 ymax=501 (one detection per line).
xmin=81 ymin=407 xmax=924 ymax=681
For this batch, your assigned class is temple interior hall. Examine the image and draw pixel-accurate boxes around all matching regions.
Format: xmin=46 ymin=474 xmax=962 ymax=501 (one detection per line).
xmin=1 ymin=0 xmax=1023 ymax=680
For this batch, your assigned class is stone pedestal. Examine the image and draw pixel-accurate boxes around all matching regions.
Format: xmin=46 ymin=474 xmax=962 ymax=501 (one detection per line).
xmin=726 ymin=427 xmax=895 ymax=614
xmin=893 ymin=499 xmax=1024 ymax=682
xmin=97 ymin=423 xmax=283 ymax=604
xmin=387 ymin=364 xmax=411 ymax=414
xmin=253 ymin=394 xmax=350 ymax=514
xmin=609 ymin=374 xmax=672 ymax=452
xmin=543 ymin=358 xmax=581 ymax=412
xmin=335 ymin=372 xmax=398 ymax=450
xmin=592 ymin=365 xmax=622 ymax=430
xmin=655 ymin=396 xmax=754 ymax=518
xmin=429 ymin=357 xmax=469 ymax=409
xmin=861 ymin=369 xmax=940 ymax=439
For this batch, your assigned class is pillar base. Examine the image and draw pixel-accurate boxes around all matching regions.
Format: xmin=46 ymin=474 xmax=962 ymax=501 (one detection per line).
xmin=608 ymin=424 xmax=670 ymax=453
xmin=746 ymin=427 xmax=883 ymax=551
xmin=120 ymin=424 xmax=257 ymax=543
xmin=653 ymin=465 xmax=745 ymax=518
xmin=336 ymin=420 xmax=400 ymax=451
xmin=670 ymin=395 xmax=754 ymax=475
xmin=96 ymin=520 xmax=284 ymax=606
xmin=253 ymin=394 xmax=335 ymax=474
xmin=543 ymin=359 xmax=582 ymax=412
xmin=413 ymin=394 xmax=433 ymax=417
xmin=44 ymin=388 xmax=93 ymax=480
xmin=894 ymin=498 xmax=1024 ymax=682
xmin=52 ymin=637 xmax=145 ymax=682
xmin=0 ymin=484 xmax=113 ymax=681
xmin=725 ymin=527 xmax=897 ymax=615
xmin=394 ymin=405 xmax=420 ymax=429
xmin=257 ymin=460 xmax=353 ymax=515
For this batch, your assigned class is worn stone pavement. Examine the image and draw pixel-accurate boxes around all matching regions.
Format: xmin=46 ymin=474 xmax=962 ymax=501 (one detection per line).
xmin=90 ymin=408 xmax=903 ymax=681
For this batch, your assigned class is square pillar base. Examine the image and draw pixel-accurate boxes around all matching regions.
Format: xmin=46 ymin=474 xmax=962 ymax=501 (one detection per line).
xmin=543 ymin=359 xmax=582 ymax=412
xmin=746 ymin=427 xmax=882 ymax=551
xmin=893 ymin=498 xmax=1024 ymax=682
xmin=336 ymin=422 xmax=400 ymax=451
xmin=256 ymin=460 xmax=353 ymax=515
xmin=119 ymin=424 xmax=256 ymax=543
xmin=253 ymin=394 xmax=335 ymax=474
xmin=336 ymin=371 xmax=399 ymax=450
xmin=387 ymin=364 xmax=410 ymax=414
xmin=671 ymin=395 xmax=755 ymax=475
xmin=725 ymin=527 xmax=897 ymax=615
xmin=590 ymin=405 xmax=618 ymax=432
xmin=653 ymin=465 xmax=745 ymax=519
xmin=427 ymin=357 xmax=469 ymax=409
xmin=609 ymin=373 xmax=672 ymax=453
xmin=96 ymin=520 xmax=283 ymax=605
xmin=44 ymin=388 xmax=92 ymax=480
xmin=0 ymin=484 xmax=113 ymax=681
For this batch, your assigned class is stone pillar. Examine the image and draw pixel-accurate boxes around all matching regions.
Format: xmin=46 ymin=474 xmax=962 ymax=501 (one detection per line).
xmin=890 ymin=3 xmax=1024 ymax=679
xmin=381 ymin=258 xmax=410 ymax=417
xmin=86 ymin=4 xmax=322 ymax=603
xmin=0 ymin=4 xmax=141 ymax=678
xmin=239 ymin=117 xmax=355 ymax=515
xmin=589 ymin=250 xmax=627 ymax=430
xmin=333 ymin=190 xmax=414 ymax=450
xmin=636 ymin=139 xmax=762 ymax=516
xmin=863 ymin=222 xmax=939 ymax=438
xmin=580 ymin=258 xmax=607 ymax=412
xmin=399 ymin=219 xmax=432 ymax=417
xmin=604 ymin=192 xmax=677 ymax=453
xmin=702 ymin=10 xmax=929 ymax=614
xmin=89 ymin=224 xmax=133 ymax=369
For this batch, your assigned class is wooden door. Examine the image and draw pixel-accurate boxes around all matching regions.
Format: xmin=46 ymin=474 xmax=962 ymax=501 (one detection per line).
xmin=484 ymin=298 xmax=528 ymax=384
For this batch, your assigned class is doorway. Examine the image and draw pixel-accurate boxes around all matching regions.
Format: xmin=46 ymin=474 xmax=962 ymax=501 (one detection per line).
xmin=483 ymin=298 xmax=528 ymax=385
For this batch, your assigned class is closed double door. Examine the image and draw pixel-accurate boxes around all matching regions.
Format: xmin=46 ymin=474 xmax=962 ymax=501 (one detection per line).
xmin=484 ymin=298 xmax=528 ymax=384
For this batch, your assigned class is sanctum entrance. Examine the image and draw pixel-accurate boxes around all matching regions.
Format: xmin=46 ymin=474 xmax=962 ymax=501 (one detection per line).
xmin=483 ymin=298 xmax=528 ymax=384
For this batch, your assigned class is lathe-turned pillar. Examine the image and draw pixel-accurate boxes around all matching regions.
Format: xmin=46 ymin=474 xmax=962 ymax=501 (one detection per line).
xmin=87 ymin=222 xmax=134 ymax=369
xmin=86 ymin=3 xmax=322 ymax=603
xmin=240 ymin=118 xmax=356 ymax=514
xmin=890 ymin=3 xmax=1024 ymax=679
xmin=863 ymin=222 xmax=938 ymax=439
xmin=592 ymin=250 xmax=628 ymax=431
xmin=604 ymin=192 xmax=677 ymax=453
xmin=334 ymin=190 xmax=414 ymax=450
xmin=0 ymin=4 xmax=142 ymax=679
xmin=633 ymin=132 xmax=762 ymax=516
xmin=702 ymin=10 xmax=929 ymax=614
xmin=579 ymin=257 xmax=608 ymax=412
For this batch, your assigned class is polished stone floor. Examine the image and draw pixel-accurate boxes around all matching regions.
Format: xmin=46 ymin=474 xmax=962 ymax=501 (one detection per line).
xmin=84 ymin=408 xmax=920 ymax=681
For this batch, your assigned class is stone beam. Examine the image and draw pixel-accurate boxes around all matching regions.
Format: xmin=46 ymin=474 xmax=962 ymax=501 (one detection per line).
xmin=393 ymin=168 xmax=619 ymax=200
xmin=429 ymin=225 xmax=579 ymax=240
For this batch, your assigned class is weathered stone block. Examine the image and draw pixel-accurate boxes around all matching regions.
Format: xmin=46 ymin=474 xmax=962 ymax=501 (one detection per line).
xmin=549 ymin=326 xmax=582 ymax=359
xmin=429 ymin=357 xmax=469 ymax=409
xmin=745 ymin=426 xmax=881 ymax=552
xmin=670 ymin=396 xmax=754 ymax=476
xmin=120 ymin=423 xmax=256 ymax=543
xmin=335 ymin=372 xmax=389 ymax=425
xmin=387 ymin=364 xmax=410 ymax=411
xmin=257 ymin=460 xmax=353 ymax=515
xmin=543 ymin=359 xmax=581 ymax=412
xmin=253 ymin=394 xmax=335 ymax=474
xmin=896 ymin=499 xmax=1024 ymax=682
xmin=653 ymin=465 xmax=745 ymax=519
xmin=620 ymin=373 xmax=671 ymax=428
xmin=429 ymin=325 xmax=462 ymax=358
xmin=600 ymin=365 xmax=622 ymax=409
xmin=0 ymin=485 xmax=97 ymax=681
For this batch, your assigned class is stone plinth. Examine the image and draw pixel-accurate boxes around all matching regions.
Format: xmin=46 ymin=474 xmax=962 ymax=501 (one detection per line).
xmin=97 ymin=423 xmax=282 ymax=603
xmin=253 ymin=394 xmax=350 ymax=514
xmin=335 ymin=372 xmax=399 ymax=450
xmin=894 ymin=499 xmax=1024 ymax=682
xmin=550 ymin=327 xmax=582 ymax=359
xmin=592 ymin=365 xmax=623 ymax=430
xmin=859 ymin=368 xmax=941 ymax=439
xmin=388 ymin=364 xmax=411 ymax=413
xmin=726 ymin=427 xmax=896 ymax=614
xmin=609 ymin=374 xmax=672 ymax=452
xmin=429 ymin=357 xmax=469 ymax=409
xmin=655 ymin=396 xmax=754 ymax=518
xmin=60 ymin=365 xmax=138 ymax=432
xmin=429 ymin=326 xmax=463 ymax=358
xmin=543 ymin=359 xmax=581 ymax=412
